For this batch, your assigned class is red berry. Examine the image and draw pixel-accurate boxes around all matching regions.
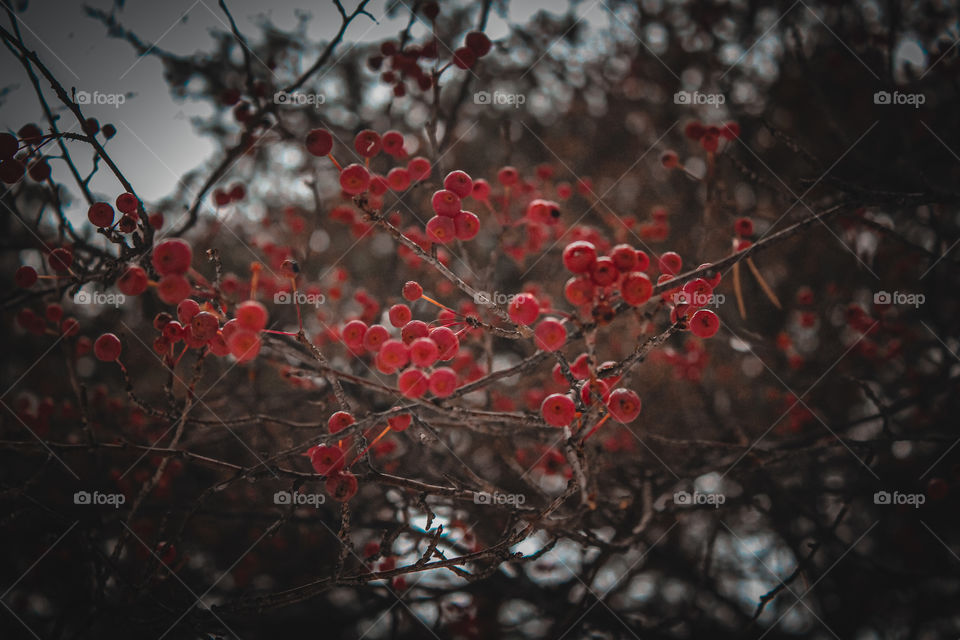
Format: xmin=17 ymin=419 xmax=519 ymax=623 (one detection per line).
xmin=151 ymin=239 xmax=192 ymax=276
xmin=328 ymin=410 xmax=355 ymax=434
xmin=657 ymin=251 xmax=682 ymax=276
xmin=156 ymin=275 xmax=191 ymax=304
xmin=621 ymin=272 xmax=653 ymax=306
xmin=362 ymin=324 xmax=390 ymax=351
xmin=590 ymin=257 xmax=618 ymax=286
xmin=471 ymin=179 xmax=491 ymax=201
xmin=305 ymin=129 xmax=333 ymax=156
xmin=339 ymin=163 xmax=371 ymax=195
xmin=388 ymin=413 xmax=412 ymax=431
xmin=177 ymin=299 xmax=200 ymax=325
xmin=0 ymin=158 xmax=24 ymax=184
xmin=454 ymin=211 xmax=480 ymax=240
xmin=407 ymin=156 xmax=431 ymax=181
xmin=431 ymin=189 xmax=462 ymax=217
xmin=453 ymin=47 xmax=477 ymax=69
xmin=401 ymin=320 xmax=430 ymax=344
xmin=497 ymin=166 xmax=519 ymax=186
xmin=325 ymin=471 xmax=358 ymax=502
xmin=117 ymin=265 xmax=148 ymax=296
xmin=508 ymin=293 xmax=540 ymax=325
xmin=541 ymin=393 xmax=576 ymax=427
xmin=721 ymin=122 xmax=740 ymax=140
xmin=27 ymin=159 xmax=50 ymax=182
xmin=191 ymin=311 xmax=219 ymax=341
xmin=426 ymin=215 xmax=456 ymax=244
xmin=310 ymin=445 xmax=345 ymax=475
xmin=610 ymin=245 xmax=637 ymax=272
xmin=734 ymin=217 xmax=754 ymax=237
xmin=409 ymin=337 xmax=440 ymax=367
xmin=236 ymin=300 xmax=268 ymax=332
xmin=227 ymin=329 xmax=261 ymax=362
xmin=465 ymin=31 xmax=492 ymax=56
xmin=605 ymin=388 xmax=641 ymax=423
xmin=379 ymin=339 xmax=410 ymax=370
xmin=353 ymin=129 xmax=382 ymax=157
xmin=429 ymin=326 xmax=459 ymax=360
xmin=116 ymin=192 xmax=138 ymax=214
xmin=688 ymin=309 xmax=720 ymax=338
xmin=388 ymin=304 xmax=412 ymax=328
xmin=382 ymin=130 xmax=406 ymax=157
xmin=660 ymin=150 xmax=679 ymax=169
xmin=386 ymin=167 xmax=411 ymax=191
xmin=46 ymin=248 xmax=72 ymax=274
xmin=94 ymin=333 xmax=122 ymax=362
xmin=341 ymin=319 xmax=368 ymax=348
xmin=398 ymin=368 xmax=429 ymax=398
xmin=684 ymin=121 xmax=705 ymax=140
xmin=18 ymin=123 xmax=43 ymax=144
xmin=428 ymin=367 xmax=458 ymax=397
xmin=443 ymin=170 xmax=473 ymax=198
xmin=0 ymin=132 xmax=17 ymax=159
xmin=634 ymin=250 xmax=650 ymax=271
xmin=564 ymin=276 xmax=594 ymax=306
xmin=534 ymin=318 xmax=567 ymax=351
xmin=562 ymin=241 xmax=598 ymax=274
xmin=402 ymin=281 xmax=423 ymax=301
xmin=15 ymin=265 xmax=37 ymax=288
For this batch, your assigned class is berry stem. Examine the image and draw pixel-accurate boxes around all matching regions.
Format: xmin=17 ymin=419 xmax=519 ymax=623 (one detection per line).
xmin=746 ymin=257 xmax=782 ymax=309
xmin=327 ymin=153 xmax=342 ymax=171
xmin=580 ymin=412 xmax=611 ymax=444
xmin=350 ymin=425 xmax=392 ymax=466
xmin=732 ymin=261 xmax=746 ymax=319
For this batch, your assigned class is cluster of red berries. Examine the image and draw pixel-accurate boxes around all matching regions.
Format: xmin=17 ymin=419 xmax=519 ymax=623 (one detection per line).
xmin=684 ymin=120 xmax=740 ymax=153
xmin=87 ymin=192 xmax=161 ymax=234
xmin=212 ymin=182 xmax=247 ymax=207
xmin=2 ymin=121 xmax=116 ymax=184
xmin=660 ymin=120 xmax=740 ymax=169
xmin=366 ymin=11 xmax=492 ymax=97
